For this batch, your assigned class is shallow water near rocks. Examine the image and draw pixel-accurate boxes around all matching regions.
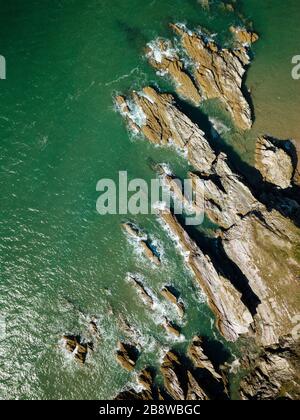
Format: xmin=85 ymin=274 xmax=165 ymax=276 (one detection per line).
xmin=0 ymin=0 xmax=299 ymax=399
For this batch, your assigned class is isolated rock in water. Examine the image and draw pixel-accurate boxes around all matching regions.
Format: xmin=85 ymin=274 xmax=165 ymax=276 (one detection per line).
xmin=122 ymin=222 xmax=161 ymax=266
xmin=223 ymin=210 xmax=300 ymax=347
xmin=170 ymin=23 xmax=253 ymax=130
xmin=230 ymin=26 xmax=259 ymax=45
xmin=255 ymin=136 xmax=294 ymax=189
xmin=161 ymin=286 xmax=185 ymax=318
xmin=115 ymin=88 xmax=216 ymax=173
xmin=189 ymin=153 xmax=259 ymax=229
xmin=188 ymin=336 xmax=223 ymax=382
xmin=127 ymin=273 xmax=154 ymax=308
xmin=162 ymin=317 xmax=181 ymax=338
xmin=240 ymin=338 xmax=300 ymax=400
xmin=116 ymin=341 xmax=138 ymax=372
xmin=160 ymin=210 xmax=253 ymax=342
xmin=62 ymin=335 xmax=89 ymax=365
xmin=146 ymin=38 xmax=201 ymax=106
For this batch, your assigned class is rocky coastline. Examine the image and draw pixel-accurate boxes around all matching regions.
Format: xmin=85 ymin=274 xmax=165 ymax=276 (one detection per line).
xmin=113 ymin=21 xmax=300 ymax=400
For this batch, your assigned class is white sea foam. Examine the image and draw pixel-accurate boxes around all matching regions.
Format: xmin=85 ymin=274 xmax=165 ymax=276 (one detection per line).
xmin=146 ymin=39 xmax=177 ymax=64
xmin=209 ymin=117 xmax=230 ymax=137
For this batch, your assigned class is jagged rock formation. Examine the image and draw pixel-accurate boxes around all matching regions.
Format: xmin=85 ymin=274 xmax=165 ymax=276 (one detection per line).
xmin=146 ymin=39 xmax=201 ymax=106
xmin=161 ymin=286 xmax=185 ymax=318
xmin=223 ymin=210 xmax=300 ymax=347
xmin=62 ymin=335 xmax=92 ymax=365
xmin=145 ymin=24 xmax=254 ymax=130
xmin=255 ymin=136 xmax=294 ymax=189
xmin=122 ymin=222 xmax=161 ymax=265
xmin=160 ymin=351 xmax=209 ymax=400
xmin=188 ymin=336 xmax=223 ymax=382
xmin=127 ymin=273 xmax=154 ymax=308
xmin=189 ymin=153 xmax=259 ymax=229
xmin=170 ymin=23 xmax=253 ymax=130
xmin=240 ymin=337 xmax=300 ymax=400
xmin=230 ymin=26 xmax=259 ymax=45
xmin=116 ymin=341 xmax=139 ymax=372
xmin=115 ymin=88 xmax=216 ymax=173
xmin=162 ymin=317 xmax=181 ymax=338
xmin=160 ymin=209 xmax=253 ymax=342
xmin=115 ymin=17 xmax=300 ymax=397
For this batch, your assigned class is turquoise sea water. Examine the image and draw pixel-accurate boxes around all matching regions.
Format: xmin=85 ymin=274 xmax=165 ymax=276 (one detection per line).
xmin=0 ymin=0 xmax=299 ymax=400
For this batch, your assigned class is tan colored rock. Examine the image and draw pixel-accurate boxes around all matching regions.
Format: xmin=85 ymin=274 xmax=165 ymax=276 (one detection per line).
xmin=170 ymin=23 xmax=253 ymax=130
xmin=230 ymin=26 xmax=259 ymax=45
xmin=162 ymin=318 xmax=181 ymax=337
xmin=62 ymin=335 xmax=89 ymax=365
xmin=161 ymin=286 xmax=185 ymax=318
xmin=240 ymin=338 xmax=300 ymax=400
xmin=137 ymin=368 xmax=154 ymax=392
xmin=189 ymin=153 xmax=259 ymax=229
xmin=146 ymin=39 xmax=201 ymax=106
xmin=127 ymin=273 xmax=154 ymax=308
xmin=223 ymin=210 xmax=300 ymax=346
xmin=122 ymin=222 xmax=161 ymax=266
xmin=116 ymin=341 xmax=138 ymax=372
xmin=255 ymin=136 xmax=294 ymax=189
xmin=160 ymin=210 xmax=253 ymax=342
xmin=160 ymin=351 xmax=209 ymax=400
xmin=115 ymin=88 xmax=216 ymax=173
xmin=188 ymin=336 xmax=223 ymax=382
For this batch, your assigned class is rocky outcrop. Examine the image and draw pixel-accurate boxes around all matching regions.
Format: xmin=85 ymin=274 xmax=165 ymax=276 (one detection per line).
xmin=188 ymin=336 xmax=223 ymax=382
xmin=161 ymin=286 xmax=185 ymax=318
xmin=127 ymin=273 xmax=154 ymax=308
xmin=160 ymin=210 xmax=253 ymax=342
xmin=189 ymin=153 xmax=259 ymax=229
xmin=255 ymin=136 xmax=294 ymax=189
xmin=223 ymin=210 xmax=300 ymax=347
xmin=115 ymin=88 xmax=216 ymax=173
xmin=160 ymin=351 xmax=209 ymax=400
xmin=162 ymin=317 xmax=181 ymax=338
xmin=230 ymin=26 xmax=259 ymax=45
xmin=122 ymin=222 xmax=161 ymax=265
xmin=62 ymin=335 xmax=91 ymax=365
xmin=240 ymin=337 xmax=300 ymax=400
xmin=116 ymin=341 xmax=139 ymax=372
xmin=114 ymin=333 xmax=232 ymax=400
xmin=144 ymin=24 xmax=254 ymax=130
xmin=146 ymin=39 xmax=201 ymax=106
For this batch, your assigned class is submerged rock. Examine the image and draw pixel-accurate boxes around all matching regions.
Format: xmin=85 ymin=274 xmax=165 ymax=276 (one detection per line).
xmin=255 ymin=136 xmax=294 ymax=189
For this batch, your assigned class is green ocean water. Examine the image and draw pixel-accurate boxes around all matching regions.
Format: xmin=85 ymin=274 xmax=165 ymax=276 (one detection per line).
xmin=0 ymin=0 xmax=299 ymax=400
